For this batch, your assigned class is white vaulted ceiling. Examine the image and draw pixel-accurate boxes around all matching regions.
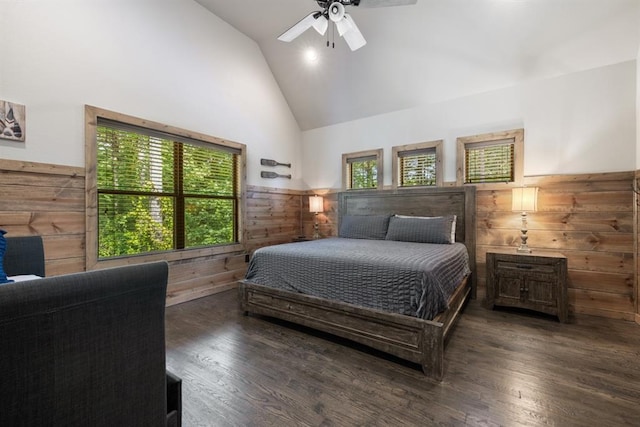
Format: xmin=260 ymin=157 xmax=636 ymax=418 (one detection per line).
xmin=194 ymin=0 xmax=640 ymax=131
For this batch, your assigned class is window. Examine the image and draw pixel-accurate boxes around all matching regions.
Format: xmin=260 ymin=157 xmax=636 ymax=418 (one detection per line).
xmin=392 ymin=140 xmax=443 ymax=188
xmin=86 ymin=106 xmax=245 ymax=265
xmin=456 ymin=129 xmax=524 ymax=186
xmin=342 ymin=149 xmax=383 ymax=190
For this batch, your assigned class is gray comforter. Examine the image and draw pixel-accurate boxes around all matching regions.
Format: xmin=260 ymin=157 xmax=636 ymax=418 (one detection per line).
xmin=245 ymin=237 xmax=471 ymax=320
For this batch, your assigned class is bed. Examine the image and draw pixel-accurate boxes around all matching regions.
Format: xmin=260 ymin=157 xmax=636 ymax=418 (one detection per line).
xmin=239 ymin=187 xmax=476 ymax=380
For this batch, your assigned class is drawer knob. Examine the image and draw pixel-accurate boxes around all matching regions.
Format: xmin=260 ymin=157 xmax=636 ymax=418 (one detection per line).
xmin=516 ymin=264 xmax=533 ymax=270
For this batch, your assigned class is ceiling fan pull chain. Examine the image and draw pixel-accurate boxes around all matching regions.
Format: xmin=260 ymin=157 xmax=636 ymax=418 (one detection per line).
xmin=326 ymin=19 xmax=330 ymax=47
xmin=332 ymin=21 xmax=335 ymax=48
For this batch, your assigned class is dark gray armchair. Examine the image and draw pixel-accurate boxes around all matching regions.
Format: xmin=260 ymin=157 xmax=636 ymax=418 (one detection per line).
xmin=0 ymin=255 xmax=182 ymax=426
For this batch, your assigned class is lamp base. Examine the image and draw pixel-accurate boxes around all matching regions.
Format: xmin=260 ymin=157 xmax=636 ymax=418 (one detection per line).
xmin=516 ymin=245 xmax=532 ymax=254
xmin=516 ymin=211 xmax=532 ymax=253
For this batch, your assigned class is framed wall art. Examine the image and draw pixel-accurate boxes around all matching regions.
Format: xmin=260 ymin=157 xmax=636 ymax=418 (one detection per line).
xmin=0 ymin=100 xmax=25 ymax=142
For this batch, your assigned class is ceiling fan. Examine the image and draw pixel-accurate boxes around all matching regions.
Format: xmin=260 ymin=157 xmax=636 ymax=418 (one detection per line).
xmin=278 ymin=0 xmax=417 ymax=51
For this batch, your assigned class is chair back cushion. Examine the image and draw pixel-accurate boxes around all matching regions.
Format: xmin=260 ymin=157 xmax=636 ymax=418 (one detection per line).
xmin=3 ymin=235 xmax=46 ymax=277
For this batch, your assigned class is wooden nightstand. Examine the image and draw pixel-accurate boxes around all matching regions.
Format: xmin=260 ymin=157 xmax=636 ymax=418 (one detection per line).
xmin=486 ymin=250 xmax=568 ymax=322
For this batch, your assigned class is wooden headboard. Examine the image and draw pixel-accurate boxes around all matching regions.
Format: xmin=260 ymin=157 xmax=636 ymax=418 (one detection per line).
xmin=338 ymin=187 xmax=477 ymax=298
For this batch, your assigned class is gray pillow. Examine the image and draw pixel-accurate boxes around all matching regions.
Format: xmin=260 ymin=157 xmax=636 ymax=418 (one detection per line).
xmin=385 ymin=215 xmax=456 ymax=244
xmin=339 ymin=215 xmax=391 ymax=240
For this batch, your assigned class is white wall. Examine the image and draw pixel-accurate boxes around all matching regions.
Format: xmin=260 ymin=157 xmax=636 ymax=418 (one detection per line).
xmin=0 ymin=0 xmax=303 ymax=189
xmin=302 ymin=61 xmax=637 ymax=189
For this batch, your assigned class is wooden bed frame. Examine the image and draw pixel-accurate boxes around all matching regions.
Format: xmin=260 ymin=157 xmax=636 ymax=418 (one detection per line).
xmin=239 ymin=187 xmax=476 ymax=380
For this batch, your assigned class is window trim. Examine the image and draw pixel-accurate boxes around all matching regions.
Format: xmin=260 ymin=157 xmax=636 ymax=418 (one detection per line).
xmin=85 ymin=105 xmax=246 ymax=270
xmin=342 ymin=148 xmax=384 ymax=190
xmin=456 ymin=128 xmax=524 ymax=188
xmin=392 ymin=140 xmax=443 ymax=189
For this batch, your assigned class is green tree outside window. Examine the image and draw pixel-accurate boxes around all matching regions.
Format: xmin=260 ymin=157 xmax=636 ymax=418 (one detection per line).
xmin=97 ymin=125 xmax=238 ymax=258
xmin=350 ymin=159 xmax=378 ymax=189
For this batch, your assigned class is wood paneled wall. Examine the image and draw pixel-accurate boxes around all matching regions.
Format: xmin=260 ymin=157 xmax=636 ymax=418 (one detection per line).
xmin=478 ymin=172 xmax=635 ymax=321
xmin=0 ymin=159 xmax=303 ymax=306
xmin=301 ymin=190 xmax=339 ymax=240
xmin=1 ymin=158 xmax=637 ymax=321
xmin=636 ymin=171 xmax=640 ymax=325
xmin=0 ymin=159 xmax=86 ymax=276
xmin=245 ymin=186 xmax=305 ymax=253
xmin=305 ymin=174 xmax=637 ymax=322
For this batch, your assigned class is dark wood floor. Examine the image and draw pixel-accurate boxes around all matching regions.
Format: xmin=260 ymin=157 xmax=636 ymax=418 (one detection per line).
xmin=165 ymin=290 xmax=640 ymax=426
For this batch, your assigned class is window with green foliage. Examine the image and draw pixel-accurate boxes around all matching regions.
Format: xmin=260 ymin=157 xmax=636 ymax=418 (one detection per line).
xmin=96 ymin=120 xmax=240 ymax=259
xmin=392 ymin=140 xmax=443 ymax=188
xmin=456 ymin=129 xmax=524 ymax=186
xmin=342 ymin=149 xmax=383 ymax=190
xmin=349 ymin=157 xmax=377 ymax=189
xmin=400 ymin=151 xmax=435 ymax=186
xmin=464 ymin=141 xmax=514 ymax=183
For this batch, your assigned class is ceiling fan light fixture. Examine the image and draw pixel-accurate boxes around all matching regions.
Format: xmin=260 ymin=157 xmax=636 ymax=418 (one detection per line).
xmin=278 ymin=0 xmax=416 ymax=50
xmin=328 ymin=2 xmax=346 ymax=22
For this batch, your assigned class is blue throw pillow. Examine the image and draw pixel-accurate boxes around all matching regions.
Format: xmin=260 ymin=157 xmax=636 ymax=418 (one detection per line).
xmin=0 ymin=229 xmax=15 ymax=284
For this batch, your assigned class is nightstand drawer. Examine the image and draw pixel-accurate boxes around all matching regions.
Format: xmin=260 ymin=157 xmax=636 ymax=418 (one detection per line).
xmin=496 ymin=260 xmax=557 ymax=275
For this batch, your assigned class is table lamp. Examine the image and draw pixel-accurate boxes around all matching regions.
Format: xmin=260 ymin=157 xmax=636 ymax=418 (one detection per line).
xmin=512 ymin=187 xmax=538 ymax=253
xmin=309 ymin=195 xmax=324 ymax=239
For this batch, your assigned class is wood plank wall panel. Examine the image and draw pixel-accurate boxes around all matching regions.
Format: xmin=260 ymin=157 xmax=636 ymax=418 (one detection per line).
xmin=301 ymin=190 xmax=339 ymax=239
xmin=2 ymin=158 xmax=637 ymax=320
xmin=636 ymin=170 xmax=640 ymax=326
xmin=0 ymin=160 xmax=301 ymax=307
xmin=477 ymin=172 xmax=636 ymax=321
xmin=244 ymin=185 xmax=305 ymax=253
xmin=307 ymin=174 xmax=636 ymax=322
xmin=0 ymin=159 xmax=86 ymax=276
xmin=165 ymin=252 xmax=248 ymax=306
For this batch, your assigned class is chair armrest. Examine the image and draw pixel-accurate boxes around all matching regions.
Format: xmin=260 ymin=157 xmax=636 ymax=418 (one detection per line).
xmin=166 ymin=370 xmax=182 ymax=427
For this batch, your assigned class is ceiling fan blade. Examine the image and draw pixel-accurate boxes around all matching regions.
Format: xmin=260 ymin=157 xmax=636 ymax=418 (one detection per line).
xmin=341 ymin=14 xmax=366 ymax=51
xmin=355 ymin=0 xmax=417 ymax=7
xmin=335 ymin=16 xmax=353 ymax=37
xmin=277 ymin=12 xmax=323 ymax=42
xmin=312 ymin=14 xmax=328 ymax=35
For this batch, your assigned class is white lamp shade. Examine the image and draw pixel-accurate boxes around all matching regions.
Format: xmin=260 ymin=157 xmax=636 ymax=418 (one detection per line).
xmin=309 ymin=195 xmax=324 ymax=213
xmin=512 ymin=187 xmax=538 ymax=212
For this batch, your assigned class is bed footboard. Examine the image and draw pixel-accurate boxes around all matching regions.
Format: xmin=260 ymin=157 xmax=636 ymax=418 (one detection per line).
xmin=239 ymin=277 xmax=470 ymax=380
